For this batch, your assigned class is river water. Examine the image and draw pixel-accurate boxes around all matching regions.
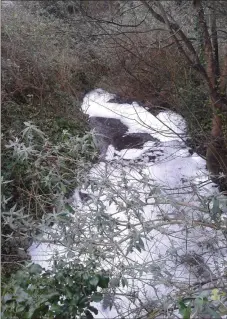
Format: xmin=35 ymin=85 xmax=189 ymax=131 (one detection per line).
xmin=29 ymin=89 xmax=227 ymax=318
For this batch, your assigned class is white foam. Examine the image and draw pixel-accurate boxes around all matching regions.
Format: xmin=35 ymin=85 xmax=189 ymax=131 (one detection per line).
xmin=82 ymin=89 xmax=186 ymax=142
xmin=29 ymin=89 xmax=225 ymax=319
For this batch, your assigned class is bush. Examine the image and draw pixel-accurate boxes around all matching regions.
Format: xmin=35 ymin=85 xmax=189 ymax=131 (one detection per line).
xmin=2 ymin=260 xmax=109 ymax=319
xmin=173 ymin=71 xmax=213 ymax=156
xmin=1 ymin=123 xmax=97 ymax=275
xmin=2 ymin=2 xmax=102 ymax=274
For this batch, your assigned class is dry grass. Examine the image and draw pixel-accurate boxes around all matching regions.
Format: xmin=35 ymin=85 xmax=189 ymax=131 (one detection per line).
xmin=1 ymin=3 xmax=111 ymax=139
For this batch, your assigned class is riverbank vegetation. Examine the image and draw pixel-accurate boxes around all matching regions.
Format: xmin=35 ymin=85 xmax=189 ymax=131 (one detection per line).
xmin=1 ymin=1 xmax=227 ymax=318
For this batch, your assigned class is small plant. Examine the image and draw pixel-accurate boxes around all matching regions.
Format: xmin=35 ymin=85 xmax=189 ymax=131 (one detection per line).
xmin=2 ymin=121 xmax=96 ymax=216
xmin=1 ymin=122 xmax=97 ymax=274
xmin=178 ymin=289 xmax=227 ymax=319
xmin=1 ymin=260 xmax=110 ymax=319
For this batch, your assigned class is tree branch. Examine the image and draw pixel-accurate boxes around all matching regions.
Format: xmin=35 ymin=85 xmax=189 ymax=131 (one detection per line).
xmin=79 ymin=7 xmax=147 ymax=28
xmin=141 ymin=0 xmax=200 ymax=64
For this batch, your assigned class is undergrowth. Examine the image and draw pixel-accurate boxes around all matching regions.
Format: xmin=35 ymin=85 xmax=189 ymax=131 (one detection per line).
xmin=1 ymin=2 xmax=226 ymax=318
xmin=1 ymin=123 xmax=97 ymax=275
xmin=1 ymin=3 xmax=100 ymax=275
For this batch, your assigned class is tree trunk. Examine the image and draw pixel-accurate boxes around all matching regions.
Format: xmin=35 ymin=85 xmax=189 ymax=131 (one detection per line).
xmin=206 ymin=101 xmax=227 ymax=190
xmin=195 ymin=2 xmax=227 ymax=188
xmin=220 ymin=49 xmax=227 ymax=95
xmin=141 ymin=0 xmax=227 ymax=188
xmin=211 ymin=114 xmax=222 ymax=138
xmin=210 ymin=4 xmax=220 ymax=80
xmin=206 ymin=137 xmax=227 ymax=191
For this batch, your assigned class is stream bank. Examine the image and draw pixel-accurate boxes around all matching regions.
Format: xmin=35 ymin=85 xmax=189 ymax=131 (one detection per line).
xmin=29 ymin=89 xmax=227 ymax=319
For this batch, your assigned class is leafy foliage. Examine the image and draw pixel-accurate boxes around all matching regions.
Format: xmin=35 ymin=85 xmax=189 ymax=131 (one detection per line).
xmin=1 ymin=123 xmax=96 ymax=274
xmin=178 ymin=289 xmax=227 ymax=319
xmin=2 ymin=1 xmax=227 ymax=319
xmin=174 ymin=74 xmax=212 ymax=156
xmin=2 ymin=122 xmax=96 ymax=217
xmin=2 ymin=260 xmax=109 ymax=319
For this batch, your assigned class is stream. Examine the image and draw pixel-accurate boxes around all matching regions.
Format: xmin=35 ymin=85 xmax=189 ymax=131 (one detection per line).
xmin=29 ymin=89 xmax=227 ymax=318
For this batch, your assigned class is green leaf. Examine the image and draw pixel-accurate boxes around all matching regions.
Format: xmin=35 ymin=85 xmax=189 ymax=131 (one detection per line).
xmin=138 ymin=236 xmax=145 ymax=250
xmin=110 ymin=277 xmax=120 ymax=288
xmin=16 ymin=303 xmax=27 ymax=313
xmin=28 ymin=263 xmax=43 ymax=275
xmin=78 ymin=295 xmax=89 ymax=307
xmin=135 ymin=243 xmax=141 ymax=253
xmin=178 ymin=301 xmax=191 ymax=319
xmin=212 ymin=198 xmax=221 ymax=216
xmin=89 ymin=276 xmax=99 ymax=287
xmin=121 ymin=277 xmax=128 ymax=288
xmin=91 ymin=293 xmax=103 ymax=303
xmin=179 ymin=300 xmax=187 ymax=315
xmin=206 ymin=307 xmax=222 ymax=319
xmin=183 ymin=306 xmax=191 ymax=319
xmin=46 ymin=292 xmax=60 ymax=301
xmin=29 ymin=303 xmax=49 ymax=319
xmin=98 ymin=275 xmax=109 ymax=289
xmin=211 ymin=289 xmax=220 ymax=301
xmin=83 ymin=273 xmax=89 ymax=280
xmin=60 ymin=183 xmax=67 ymax=193
xmin=65 ymin=204 xmax=75 ymax=213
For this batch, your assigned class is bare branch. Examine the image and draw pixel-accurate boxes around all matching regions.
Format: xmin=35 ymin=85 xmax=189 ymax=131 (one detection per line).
xmin=141 ymin=0 xmax=200 ymax=64
xmin=79 ymin=6 xmax=147 ymax=28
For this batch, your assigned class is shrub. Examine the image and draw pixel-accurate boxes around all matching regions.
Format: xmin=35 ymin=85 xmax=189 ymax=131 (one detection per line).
xmin=2 ymin=2 xmax=102 ymax=274
xmin=2 ymin=260 xmax=109 ymax=319
xmin=1 ymin=122 xmax=97 ymax=275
